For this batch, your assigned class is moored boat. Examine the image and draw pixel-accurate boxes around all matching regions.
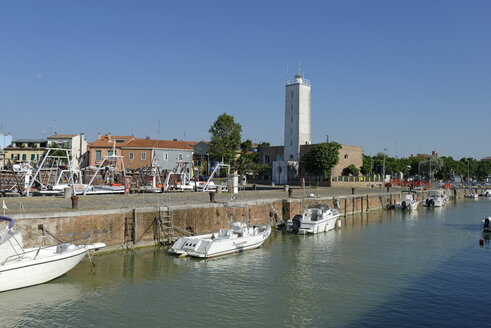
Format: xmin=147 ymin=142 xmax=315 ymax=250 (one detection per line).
xmin=0 ymin=216 xmax=106 ymax=292
xmin=395 ymin=191 xmax=420 ymax=210
xmin=286 ymin=203 xmax=341 ymax=234
xmin=423 ymin=189 xmax=447 ymax=207
xmin=168 ymin=221 xmax=271 ymax=258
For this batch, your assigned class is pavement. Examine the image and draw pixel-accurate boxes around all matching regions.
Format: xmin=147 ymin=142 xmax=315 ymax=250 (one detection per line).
xmin=0 ymin=184 xmax=394 ymax=215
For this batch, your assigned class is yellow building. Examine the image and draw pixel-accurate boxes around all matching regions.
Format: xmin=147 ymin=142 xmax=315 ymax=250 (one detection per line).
xmin=3 ymin=139 xmax=47 ymax=165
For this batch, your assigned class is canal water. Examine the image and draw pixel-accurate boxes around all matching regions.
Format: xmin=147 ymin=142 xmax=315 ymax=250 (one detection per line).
xmin=3 ymin=199 xmax=491 ymax=327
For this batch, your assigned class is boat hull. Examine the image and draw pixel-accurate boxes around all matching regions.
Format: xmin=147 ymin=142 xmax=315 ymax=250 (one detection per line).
xmin=168 ymin=226 xmax=271 ymax=259
xmin=286 ymin=216 xmax=340 ymax=234
xmin=0 ymin=247 xmax=88 ymax=292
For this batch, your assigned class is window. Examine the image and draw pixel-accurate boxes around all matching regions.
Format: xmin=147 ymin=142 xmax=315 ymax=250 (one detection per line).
xmin=96 ymin=150 xmax=101 ymax=161
xmin=290 ymin=154 xmax=294 ymax=160
xmin=31 ymin=154 xmax=35 ymax=160
xmin=264 ymin=155 xmax=270 ymax=163
xmin=178 ymin=153 xmax=183 ymax=161
xmin=129 ymin=152 xmax=134 ymax=160
xmin=64 ymin=141 xmax=69 ymax=148
xmin=276 ymin=154 xmax=283 ymax=161
xmin=141 ymin=152 xmax=146 ymax=160
xmin=163 ymin=153 xmax=168 ymax=161
xmin=108 ymin=150 xmax=114 ymax=156
xmin=22 ymin=154 xmax=26 ymax=161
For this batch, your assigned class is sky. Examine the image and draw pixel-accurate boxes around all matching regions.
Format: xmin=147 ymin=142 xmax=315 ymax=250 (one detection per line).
xmin=0 ymin=1 xmax=490 ymax=159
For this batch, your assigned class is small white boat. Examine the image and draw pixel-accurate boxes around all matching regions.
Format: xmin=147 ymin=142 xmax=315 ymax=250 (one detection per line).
xmin=0 ymin=216 xmax=106 ymax=292
xmin=481 ymin=190 xmax=491 ymax=197
xmin=481 ymin=217 xmax=491 ymax=233
xmin=286 ymin=203 xmax=341 ymax=234
xmin=465 ymin=192 xmax=479 ymax=199
xmin=168 ymin=221 xmax=271 ymax=258
xmin=423 ymin=189 xmax=447 ymax=207
xmin=395 ymin=191 xmax=420 ymax=210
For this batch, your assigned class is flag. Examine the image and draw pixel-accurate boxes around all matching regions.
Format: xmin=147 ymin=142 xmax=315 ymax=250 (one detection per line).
xmin=2 ymin=200 xmax=8 ymax=210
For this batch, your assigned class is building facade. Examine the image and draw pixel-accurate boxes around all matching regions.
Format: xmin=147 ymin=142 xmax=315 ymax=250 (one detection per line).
xmin=121 ymin=139 xmax=194 ymax=171
xmin=47 ymin=133 xmax=88 ymax=168
xmin=3 ymin=139 xmax=48 ymax=165
xmin=88 ymin=133 xmax=134 ymax=171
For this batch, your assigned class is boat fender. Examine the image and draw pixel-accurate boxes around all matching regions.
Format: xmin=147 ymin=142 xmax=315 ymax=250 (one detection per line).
xmin=480 ymin=238 xmax=484 ymax=246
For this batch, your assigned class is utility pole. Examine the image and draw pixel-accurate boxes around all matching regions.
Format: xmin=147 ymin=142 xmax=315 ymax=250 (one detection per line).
xmin=382 ymin=148 xmax=387 ymax=184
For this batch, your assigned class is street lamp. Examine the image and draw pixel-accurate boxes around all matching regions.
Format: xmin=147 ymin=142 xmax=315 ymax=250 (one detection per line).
xmin=467 ymin=159 xmax=470 ymax=185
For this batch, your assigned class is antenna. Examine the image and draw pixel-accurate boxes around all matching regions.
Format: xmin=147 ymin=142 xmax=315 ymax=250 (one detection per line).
xmin=158 ymin=120 xmax=160 ymax=138
xmin=297 ymin=59 xmax=301 ymax=74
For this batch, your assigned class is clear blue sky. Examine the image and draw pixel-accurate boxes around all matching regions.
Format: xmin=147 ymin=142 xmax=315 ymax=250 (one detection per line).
xmin=1 ymin=1 xmax=489 ymax=159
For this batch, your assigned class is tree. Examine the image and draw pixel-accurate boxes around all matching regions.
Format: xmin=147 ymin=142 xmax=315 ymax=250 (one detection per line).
xmin=360 ymin=155 xmax=373 ymax=175
xmin=343 ymin=164 xmax=359 ymax=176
xmin=300 ymin=142 xmax=342 ymax=178
xmin=420 ymin=156 xmax=443 ymax=179
xmin=208 ymin=113 xmax=242 ymax=164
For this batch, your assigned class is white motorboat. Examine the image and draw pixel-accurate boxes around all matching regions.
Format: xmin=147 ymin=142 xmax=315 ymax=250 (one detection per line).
xmin=481 ymin=189 xmax=491 ymax=197
xmin=168 ymin=221 xmax=271 ymax=258
xmin=395 ymin=191 xmax=420 ymax=210
xmin=423 ymin=189 xmax=447 ymax=207
xmin=0 ymin=216 xmax=106 ymax=292
xmin=286 ymin=203 xmax=341 ymax=234
xmin=481 ymin=217 xmax=491 ymax=233
xmin=465 ymin=192 xmax=479 ymax=199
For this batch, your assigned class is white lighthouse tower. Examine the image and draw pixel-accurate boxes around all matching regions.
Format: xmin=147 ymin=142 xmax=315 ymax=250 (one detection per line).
xmin=273 ymin=72 xmax=311 ymax=185
xmin=284 ymin=73 xmax=311 ymax=161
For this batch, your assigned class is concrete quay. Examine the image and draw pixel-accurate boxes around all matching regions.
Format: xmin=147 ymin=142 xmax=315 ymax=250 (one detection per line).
xmin=0 ymin=185 xmax=468 ymax=251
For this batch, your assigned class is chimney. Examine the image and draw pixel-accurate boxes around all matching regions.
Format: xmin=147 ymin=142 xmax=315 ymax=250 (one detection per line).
xmin=146 ymin=136 xmax=150 ymax=140
xmin=173 ymin=138 xmax=177 ymax=141
xmin=97 ymin=132 xmax=101 ymax=140
xmin=107 ymin=133 xmax=111 ymax=139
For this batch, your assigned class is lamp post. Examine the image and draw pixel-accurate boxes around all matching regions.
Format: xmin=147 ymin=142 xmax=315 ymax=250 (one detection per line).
xmin=467 ymin=159 xmax=470 ymax=185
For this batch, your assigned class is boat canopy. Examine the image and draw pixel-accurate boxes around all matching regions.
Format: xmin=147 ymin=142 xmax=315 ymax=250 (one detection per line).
xmin=0 ymin=216 xmax=14 ymax=229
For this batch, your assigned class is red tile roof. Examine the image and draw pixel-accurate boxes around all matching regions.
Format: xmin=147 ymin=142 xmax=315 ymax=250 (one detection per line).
xmin=89 ymin=136 xmax=134 ymax=148
xmin=123 ymin=139 xmax=195 ymax=150
xmin=47 ymin=134 xmax=77 ymax=138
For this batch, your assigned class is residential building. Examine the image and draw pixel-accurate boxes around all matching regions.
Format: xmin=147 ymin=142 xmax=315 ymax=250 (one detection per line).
xmin=47 ymin=133 xmax=88 ymax=168
xmin=88 ymin=133 xmax=134 ymax=171
xmin=3 ymin=139 xmax=48 ymax=165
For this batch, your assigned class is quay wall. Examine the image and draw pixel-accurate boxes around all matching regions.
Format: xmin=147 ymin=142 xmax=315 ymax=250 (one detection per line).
xmin=6 ymin=188 xmax=477 ymax=250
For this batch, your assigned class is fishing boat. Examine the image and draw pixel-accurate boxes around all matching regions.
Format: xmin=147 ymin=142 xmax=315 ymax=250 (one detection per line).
xmin=423 ymin=189 xmax=447 ymax=207
xmin=395 ymin=191 xmax=420 ymax=210
xmin=0 ymin=216 xmax=106 ymax=292
xmin=168 ymin=221 xmax=271 ymax=258
xmin=481 ymin=217 xmax=491 ymax=233
xmin=481 ymin=190 xmax=491 ymax=197
xmin=286 ymin=203 xmax=341 ymax=234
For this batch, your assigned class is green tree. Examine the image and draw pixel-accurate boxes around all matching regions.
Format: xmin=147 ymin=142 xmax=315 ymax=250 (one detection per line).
xmin=360 ymin=155 xmax=373 ymax=175
xmin=300 ymin=142 xmax=342 ymax=178
xmin=342 ymin=164 xmax=359 ymax=176
xmin=208 ymin=113 xmax=242 ymax=164
xmin=420 ymin=156 xmax=443 ymax=179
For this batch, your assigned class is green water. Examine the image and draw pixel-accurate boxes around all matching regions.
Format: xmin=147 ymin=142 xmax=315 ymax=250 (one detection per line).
xmin=2 ymin=199 xmax=491 ymax=327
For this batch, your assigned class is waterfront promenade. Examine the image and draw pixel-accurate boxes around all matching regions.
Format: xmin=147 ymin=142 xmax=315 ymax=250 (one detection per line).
xmin=1 ymin=185 xmax=392 ymax=215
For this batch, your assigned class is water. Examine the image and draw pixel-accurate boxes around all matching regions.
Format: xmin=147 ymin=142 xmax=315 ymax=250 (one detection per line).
xmin=2 ymin=199 xmax=491 ymax=327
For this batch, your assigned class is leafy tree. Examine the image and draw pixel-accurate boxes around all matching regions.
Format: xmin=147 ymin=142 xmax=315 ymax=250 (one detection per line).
xmin=360 ymin=155 xmax=373 ymax=175
xmin=342 ymin=164 xmax=359 ymax=176
xmin=208 ymin=113 xmax=242 ymax=164
xmin=420 ymin=156 xmax=443 ymax=179
xmin=240 ymin=139 xmax=253 ymax=152
xmin=300 ymin=142 xmax=342 ymax=178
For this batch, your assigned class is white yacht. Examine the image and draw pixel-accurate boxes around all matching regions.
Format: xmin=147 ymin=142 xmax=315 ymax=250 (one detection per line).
xmin=395 ymin=191 xmax=420 ymax=210
xmin=423 ymin=189 xmax=447 ymax=207
xmin=0 ymin=216 xmax=106 ymax=292
xmin=286 ymin=204 xmax=341 ymax=234
xmin=168 ymin=221 xmax=271 ymax=258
